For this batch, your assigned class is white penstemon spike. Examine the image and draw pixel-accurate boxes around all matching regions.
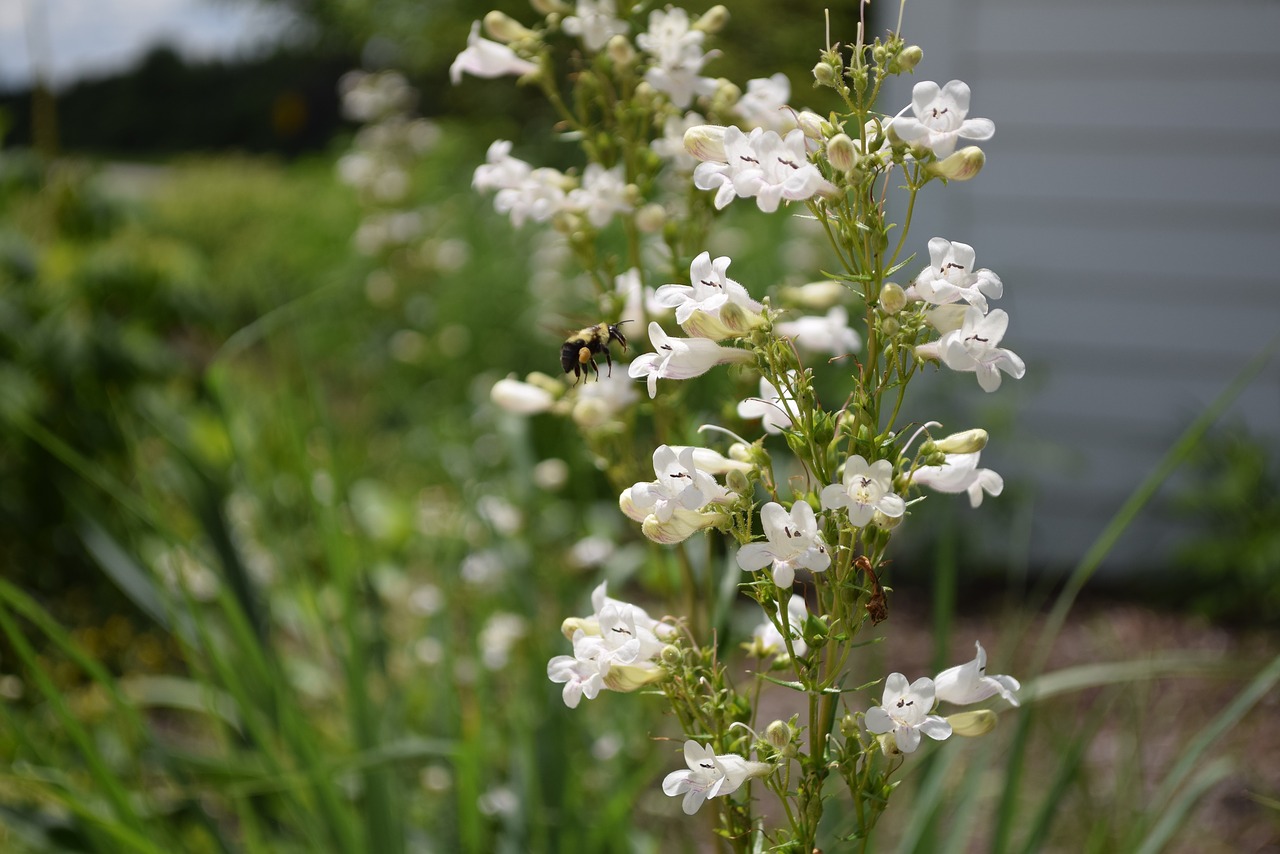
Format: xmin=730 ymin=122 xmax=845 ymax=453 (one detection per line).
xmin=935 ymin=641 xmax=1021 ymax=707
xmin=662 ymin=740 xmax=773 ymax=815
xmin=864 ymin=673 xmax=953 ymax=754
xmin=693 ymin=126 xmax=836 ymax=212
xmin=909 ymin=237 xmax=1003 ymax=313
xmin=938 ymin=307 xmax=1026 ymax=393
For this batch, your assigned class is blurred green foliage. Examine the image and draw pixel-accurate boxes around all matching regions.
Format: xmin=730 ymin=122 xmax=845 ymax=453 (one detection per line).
xmin=1172 ymin=425 xmax=1280 ymax=624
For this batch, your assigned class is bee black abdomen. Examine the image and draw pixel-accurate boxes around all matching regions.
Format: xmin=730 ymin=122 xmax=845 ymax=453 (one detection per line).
xmin=561 ymin=339 xmax=584 ymax=374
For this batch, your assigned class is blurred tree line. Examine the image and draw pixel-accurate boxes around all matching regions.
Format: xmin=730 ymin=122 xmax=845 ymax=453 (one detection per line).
xmin=1 ymin=0 xmax=857 ymax=157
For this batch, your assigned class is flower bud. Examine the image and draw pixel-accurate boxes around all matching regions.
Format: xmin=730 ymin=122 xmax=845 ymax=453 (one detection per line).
xmin=604 ymin=662 xmax=666 ymax=692
xmin=879 ymin=282 xmax=907 ymax=314
xmin=530 ymin=0 xmax=568 ymax=13
xmin=872 ymin=509 xmax=902 ymax=530
xmin=926 ymin=146 xmax=985 ymax=182
xmin=561 ymin=617 xmax=598 ymax=640
xmin=642 ymin=508 xmax=726 ymax=544
xmin=765 ymin=720 xmax=793 ymax=751
xmin=794 ymin=110 xmax=828 ymax=140
xmin=484 ymin=10 xmax=535 ymax=43
xmin=895 ymin=45 xmax=923 ymax=73
xmin=826 ymin=133 xmax=856 ymax=172
xmin=728 ymin=442 xmax=752 ymax=463
xmin=877 ymin=732 xmax=903 ymax=757
xmin=933 ymin=428 xmax=989 ymax=455
xmin=880 ymin=317 xmax=900 ymax=337
xmin=660 ymin=644 xmax=683 ymax=665
xmin=635 ymin=202 xmax=666 ymax=232
xmin=839 ymin=714 xmax=859 ymax=738
xmin=947 ymin=709 xmax=997 ymax=737
xmin=710 ymin=79 xmax=740 ymax=113
xmin=525 ymin=371 xmax=563 ymax=394
xmin=812 ymin=61 xmax=837 ymax=86
xmin=683 ymin=124 xmax=728 ymax=163
xmin=693 ymin=4 xmax=729 ymax=33
xmin=725 ymin=469 xmax=750 ymax=496
xmin=491 ymin=376 xmax=555 ymax=414
xmin=618 ymin=487 xmax=647 ymax=522
xmin=606 ymin=34 xmax=635 ymax=66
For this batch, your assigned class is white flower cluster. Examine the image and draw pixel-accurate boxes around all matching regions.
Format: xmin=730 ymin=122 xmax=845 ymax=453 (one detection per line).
xmin=866 ymin=641 xmax=1020 ymax=754
xmin=336 ymin=71 xmax=442 ymax=259
xmin=546 ymin=582 xmax=674 ymax=707
xmin=619 ymin=445 xmax=747 ymax=544
xmin=471 ymin=141 xmax=634 ymax=229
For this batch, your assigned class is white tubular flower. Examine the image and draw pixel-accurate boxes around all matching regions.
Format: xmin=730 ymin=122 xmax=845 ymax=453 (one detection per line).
xmin=561 ymin=0 xmax=628 ymax=51
xmin=494 ymin=167 xmax=569 ymax=227
xmin=627 ymin=321 xmax=752 ymax=398
xmin=626 ymin=444 xmax=729 ymax=523
xmin=653 ymin=251 xmax=763 ymax=326
xmin=567 ymin=163 xmax=633 ymax=227
xmin=590 ymin=581 xmax=676 ymax=642
xmin=734 ymin=72 xmax=795 ymax=132
xmin=642 ymin=507 xmax=728 ymax=544
xmin=694 ymin=127 xmax=836 ymax=213
xmin=662 ymin=741 xmax=772 ymax=815
xmin=910 ymin=451 xmax=1003 ymax=508
xmin=450 ymin=21 xmax=540 ymax=85
xmin=775 ymin=305 xmax=862 ymax=357
xmin=864 ymin=673 xmax=953 ymax=754
xmin=636 ymin=7 xmax=717 ymax=109
xmin=490 ymin=376 xmax=556 ymax=414
xmin=666 ymin=445 xmax=754 ymax=476
xmin=547 ymin=650 xmax=606 ymax=708
xmin=890 ymin=80 xmax=994 ymax=158
xmin=820 ymin=455 xmax=905 ymax=528
xmin=747 ymin=593 xmax=809 ymax=658
xmin=736 ymin=501 xmax=830 ymax=588
xmin=939 ymin=308 xmax=1026 ymax=393
xmin=935 ymin=641 xmax=1021 ymax=707
xmin=737 ymin=375 xmax=795 ymax=435
xmin=923 ymin=304 xmax=969 ymax=334
xmin=910 ymin=238 xmax=1003 ymax=313
xmin=472 ymin=140 xmax=531 ymax=192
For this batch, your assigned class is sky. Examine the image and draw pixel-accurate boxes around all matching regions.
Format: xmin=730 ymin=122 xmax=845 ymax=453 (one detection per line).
xmin=0 ymin=0 xmax=293 ymax=90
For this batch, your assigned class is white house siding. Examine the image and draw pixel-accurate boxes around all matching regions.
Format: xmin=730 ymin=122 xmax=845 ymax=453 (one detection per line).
xmin=879 ymin=0 xmax=1280 ymax=573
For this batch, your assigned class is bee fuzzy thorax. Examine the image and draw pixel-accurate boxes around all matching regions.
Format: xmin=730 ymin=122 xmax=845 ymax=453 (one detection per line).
xmin=561 ymin=321 xmax=629 ymax=384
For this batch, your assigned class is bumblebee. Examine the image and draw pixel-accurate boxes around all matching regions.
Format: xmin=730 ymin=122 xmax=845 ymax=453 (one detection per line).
xmin=561 ymin=321 xmax=629 ymax=383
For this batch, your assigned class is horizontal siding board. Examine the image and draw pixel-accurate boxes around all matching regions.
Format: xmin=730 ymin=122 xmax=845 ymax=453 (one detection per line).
xmin=876 ymin=0 xmax=1280 ymax=572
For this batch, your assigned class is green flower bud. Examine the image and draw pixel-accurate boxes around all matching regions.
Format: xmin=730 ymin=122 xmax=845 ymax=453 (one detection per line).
xmin=606 ymin=34 xmax=635 ymax=66
xmin=484 ymin=10 xmax=535 ymax=43
xmin=635 ymin=202 xmax=666 ymax=233
xmin=926 ymin=146 xmax=986 ymax=182
xmin=947 ymin=709 xmax=997 ymax=737
xmin=530 ymin=0 xmax=568 ymax=13
xmin=880 ymin=316 xmax=900 ymax=337
xmin=725 ymin=468 xmax=750 ymax=497
xmin=826 ymin=133 xmax=856 ymax=172
xmin=896 ymin=45 xmax=923 ymax=72
xmin=765 ymin=720 xmax=793 ymax=751
xmin=872 ymin=509 xmax=902 ymax=530
xmin=693 ymin=4 xmax=729 ymax=33
xmin=802 ymin=613 xmax=829 ymax=648
xmin=879 ymin=282 xmax=907 ymax=314
xmin=839 ymin=714 xmax=859 ymax=738
xmin=660 ymin=644 xmax=683 ymax=665
xmin=812 ymin=62 xmax=837 ymax=86
xmin=933 ymin=428 xmax=989 ymax=454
